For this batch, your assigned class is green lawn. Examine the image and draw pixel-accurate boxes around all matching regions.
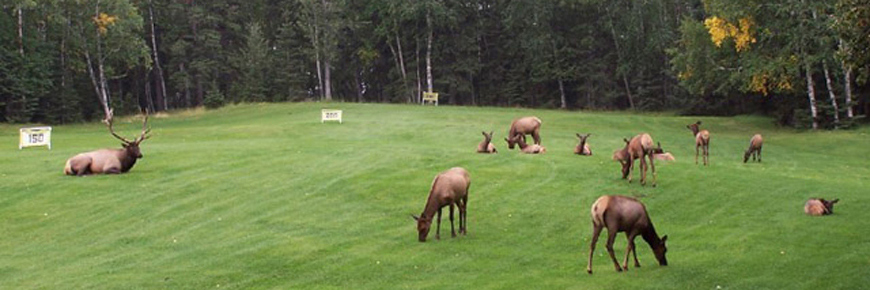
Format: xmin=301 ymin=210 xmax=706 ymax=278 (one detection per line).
xmin=1 ymin=102 xmax=868 ymax=289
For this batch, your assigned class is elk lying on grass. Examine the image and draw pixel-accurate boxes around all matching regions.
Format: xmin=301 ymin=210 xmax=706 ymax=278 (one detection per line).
xmin=413 ymin=167 xmax=470 ymax=242
xmin=506 ymin=134 xmax=546 ymax=154
xmin=744 ymin=134 xmax=763 ymax=163
xmin=574 ymin=133 xmax=592 ymax=155
xmin=618 ymin=134 xmax=657 ymax=186
xmin=477 ymin=131 xmax=498 ymax=154
xmin=652 ymin=142 xmax=675 ymax=161
xmin=505 ymin=116 xmax=542 ymax=149
xmin=587 ymin=195 xmax=668 ymax=274
xmin=64 ymin=110 xmax=151 ymax=176
xmin=804 ymin=198 xmax=839 ymax=216
xmin=687 ymin=121 xmax=710 ymax=165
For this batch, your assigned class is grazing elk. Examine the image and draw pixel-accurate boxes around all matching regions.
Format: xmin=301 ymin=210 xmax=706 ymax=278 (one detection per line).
xmin=413 ymin=167 xmax=470 ymax=242
xmin=574 ymin=133 xmax=592 ymax=155
xmin=612 ymin=138 xmax=631 ymax=179
xmin=621 ymin=134 xmax=657 ymax=186
xmin=744 ymin=134 xmax=763 ymax=163
xmin=804 ymin=198 xmax=839 ymax=216
xmin=505 ymin=116 xmax=542 ymax=149
xmin=64 ymin=110 xmax=151 ymax=176
xmin=506 ymin=134 xmax=546 ymax=154
xmin=587 ymin=195 xmax=668 ymax=274
xmin=477 ymin=131 xmax=498 ymax=154
xmin=687 ymin=121 xmax=710 ymax=165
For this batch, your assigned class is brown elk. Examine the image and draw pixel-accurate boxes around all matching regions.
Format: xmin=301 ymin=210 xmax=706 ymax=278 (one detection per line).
xmin=477 ymin=131 xmax=498 ymax=154
xmin=804 ymin=198 xmax=839 ymax=216
xmin=574 ymin=133 xmax=592 ymax=155
xmin=612 ymin=138 xmax=631 ymax=179
xmin=744 ymin=134 xmax=763 ymax=163
xmin=687 ymin=121 xmax=710 ymax=165
xmin=621 ymin=134 xmax=657 ymax=186
xmin=506 ymin=134 xmax=546 ymax=154
xmin=505 ymin=116 xmax=542 ymax=149
xmin=64 ymin=110 xmax=151 ymax=176
xmin=412 ymin=167 xmax=470 ymax=242
xmin=587 ymin=195 xmax=668 ymax=274
xmin=652 ymin=142 xmax=675 ymax=161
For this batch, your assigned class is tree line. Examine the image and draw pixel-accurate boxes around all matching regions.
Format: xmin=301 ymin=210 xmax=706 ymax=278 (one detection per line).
xmin=1 ymin=0 xmax=868 ymax=129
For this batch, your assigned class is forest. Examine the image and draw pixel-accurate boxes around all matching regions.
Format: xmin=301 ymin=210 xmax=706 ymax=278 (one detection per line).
xmin=1 ymin=0 xmax=869 ymax=129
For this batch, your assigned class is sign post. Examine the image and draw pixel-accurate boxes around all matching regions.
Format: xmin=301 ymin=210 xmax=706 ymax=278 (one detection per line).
xmin=19 ymin=127 xmax=52 ymax=150
xmin=321 ymin=109 xmax=343 ymax=124
xmin=422 ymin=92 xmax=439 ymax=106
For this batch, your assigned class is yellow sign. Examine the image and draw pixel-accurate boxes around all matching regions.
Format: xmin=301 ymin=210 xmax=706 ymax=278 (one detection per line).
xmin=321 ymin=109 xmax=343 ymax=124
xmin=422 ymin=92 xmax=439 ymax=106
xmin=19 ymin=127 xmax=52 ymax=150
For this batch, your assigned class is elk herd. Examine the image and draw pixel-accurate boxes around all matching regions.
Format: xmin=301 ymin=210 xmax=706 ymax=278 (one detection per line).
xmin=59 ymin=111 xmax=841 ymax=275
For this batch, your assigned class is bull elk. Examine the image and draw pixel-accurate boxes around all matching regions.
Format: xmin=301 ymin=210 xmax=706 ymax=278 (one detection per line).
xmin=804 ymin=198 xmax=839 ymax=216
xmin=687 ymin=121 xmax=710 ymax=165
xmin=574 ymin=133 xmax=592 ymax=155
xmin=64 ymin=110 xmax=151 ymax=176
xmin=506 ymin=134 xmax=546 ymax=154
xmin=477 ymin=131 xmax=498 ymax=154
xmin=412 ymin=167 xmax=470 ymax=242
xmin=505 ymin=116 xmax=542 ymax=149
xmin=587 ymin=195 xmax=668 ymax=274
xmin=744 ymin=134 xmax=763 ymax=163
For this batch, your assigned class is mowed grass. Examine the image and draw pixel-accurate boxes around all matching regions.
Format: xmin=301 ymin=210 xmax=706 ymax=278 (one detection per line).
xmin=1 ymin=102 xmax=868 ymax=289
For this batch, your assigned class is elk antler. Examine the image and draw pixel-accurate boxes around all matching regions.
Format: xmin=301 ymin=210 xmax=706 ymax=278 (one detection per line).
xmin=134 ymin=110 xmax=152 ymax=143
xmin=105 ymin=109 xmax=134 ymax=144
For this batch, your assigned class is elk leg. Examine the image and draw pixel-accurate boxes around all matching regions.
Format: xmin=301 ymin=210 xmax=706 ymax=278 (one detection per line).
xmin=460 ymin=195 xmax=468 ymax=235
xmin=648 ymin=152 xmax=656 ymax=187
xmin=758 ymin=147 xmax=762 ymax=162
xmin=605 ymin=228 xmax=622 ymax=272
xmin=436 ymin=208 xmax=442 ymax=240
xmin=587 ymin=224 xmax=603 ymax=274
xmin=449 ymin=203 xmax=456 ymax=237
xmin=622 ymin=231 xmax=639 ymax=270
xmin=627 ymin=158 xmax=635 ymax=183
xmin=695 ymin=144 xmax=699 ymax=165
xmin=532 ymin=129 xmax=541 ymax=145
xmin=640 ymin=155 xmax=647 ymax=186
xmin=704 ymin=143 xmax=709 ymax=166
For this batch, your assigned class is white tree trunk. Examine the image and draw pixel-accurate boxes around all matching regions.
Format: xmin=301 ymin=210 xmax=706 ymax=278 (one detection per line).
xmin=843 ymin=63 xmax=854 ymax=119
xmin=323 ymin=59 xmax=332 ymax=101
xmin=425 ymin=10 xmax=433 ymax=94
xmin=821 ymin=61 xmax=839 ymax=126
xmin=558 ymin=79 xmax=567 ymax=109
xmin=396 ymin=35 xmax=412 ymax=102
xmin=148 ymin=1 xmax=168 ymax=111
xmin=17 ymin=7 xmax=24 ymax=55
xmin=804 ymin=63 xmax=819 ymax=130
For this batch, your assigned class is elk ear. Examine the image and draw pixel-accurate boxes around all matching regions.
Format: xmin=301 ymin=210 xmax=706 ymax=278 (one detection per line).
xmin=696 ymin=121 xmax=702 ymax=125
xmin=411 ymin=215 xmax=419 ymax=221
xmin=489 ymin=131 xmax=493 ymax=136
xmin=576 ymin=133 xmax=581 ymax=138
xmin=586 ymin=133 xmax=591 ymax=138
xmin=661 ymin=235 xmax=668 ymax=243
xmin=831 ymin=199 xmax=839 ymax=204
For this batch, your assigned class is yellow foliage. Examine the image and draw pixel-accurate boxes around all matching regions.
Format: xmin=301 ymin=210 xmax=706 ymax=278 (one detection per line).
xmin=704 ymin=16 xmax=756 ymax=52
xmin=92 ymin=13 xmax=118 ymax=35
xmin=678 ymin=67 xmax=693 ymax=81
xmin=750 ymin=74 xmax=769 ymax=96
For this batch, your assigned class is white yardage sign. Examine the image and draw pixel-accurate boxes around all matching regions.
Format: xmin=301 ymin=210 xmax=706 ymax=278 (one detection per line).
xmin=19 ymin=126 xmax=52 ymax=150
xmin=321 ymin=109 xmax=343 ymax=124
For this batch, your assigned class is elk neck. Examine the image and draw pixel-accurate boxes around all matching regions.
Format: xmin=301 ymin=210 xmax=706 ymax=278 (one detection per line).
xmin=640 ymin=221 xmax=662 ymax=247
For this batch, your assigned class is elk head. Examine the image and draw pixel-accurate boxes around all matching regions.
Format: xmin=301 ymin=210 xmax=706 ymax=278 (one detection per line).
xmin=653 ymin=142 xmax=665 ymax=154
xmin=412 ymin=215 xmax=432 ymax=242
xmin=105 ymin=109 xmax=151 ymax=159
xmin=505 ymin=134 xmax=518 ymax=149
xmin=821 ymin=198 xmax=840 ymax=214
xmin=482 ymin=131 xmax=494 ymax=143
xmin=687 ymin=121 xmax=701 ymax=136
xmin=652 ymin=235 xmax=669 ymax=266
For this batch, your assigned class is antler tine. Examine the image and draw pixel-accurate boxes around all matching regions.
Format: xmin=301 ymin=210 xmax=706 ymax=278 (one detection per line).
xmin=105 ymin=109 xmax=134 ymax=144
xmin=136 ymin=110 xmax=152 ymax=143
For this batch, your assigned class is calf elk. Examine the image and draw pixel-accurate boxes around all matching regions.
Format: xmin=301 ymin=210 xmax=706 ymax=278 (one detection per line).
xmin=477 ymin=131 xmax=498 ymax=153
xmin=413 ymin=167 xmax=470 ymax=242
xmin=652 ymin=142 xmax=675 ymax=161
xmin=744 ymin=134 xmax=763 ymax=163
xmin=505 ymin=116 xmax=542 ymax=149
xmin=574 ymin=133 xmax=592 ymax=155
xmin=587 ymin=195 xmax=668 ymax=274
xmin=687 ymin=121 xmax=710 ymax=165
xmin=804 ymin=198 xmax=839 ymax=216
xmin=64 ymin=110 xmax=151 ymax=176
xmin=506 ymin=134 xmax=546 ymax=154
